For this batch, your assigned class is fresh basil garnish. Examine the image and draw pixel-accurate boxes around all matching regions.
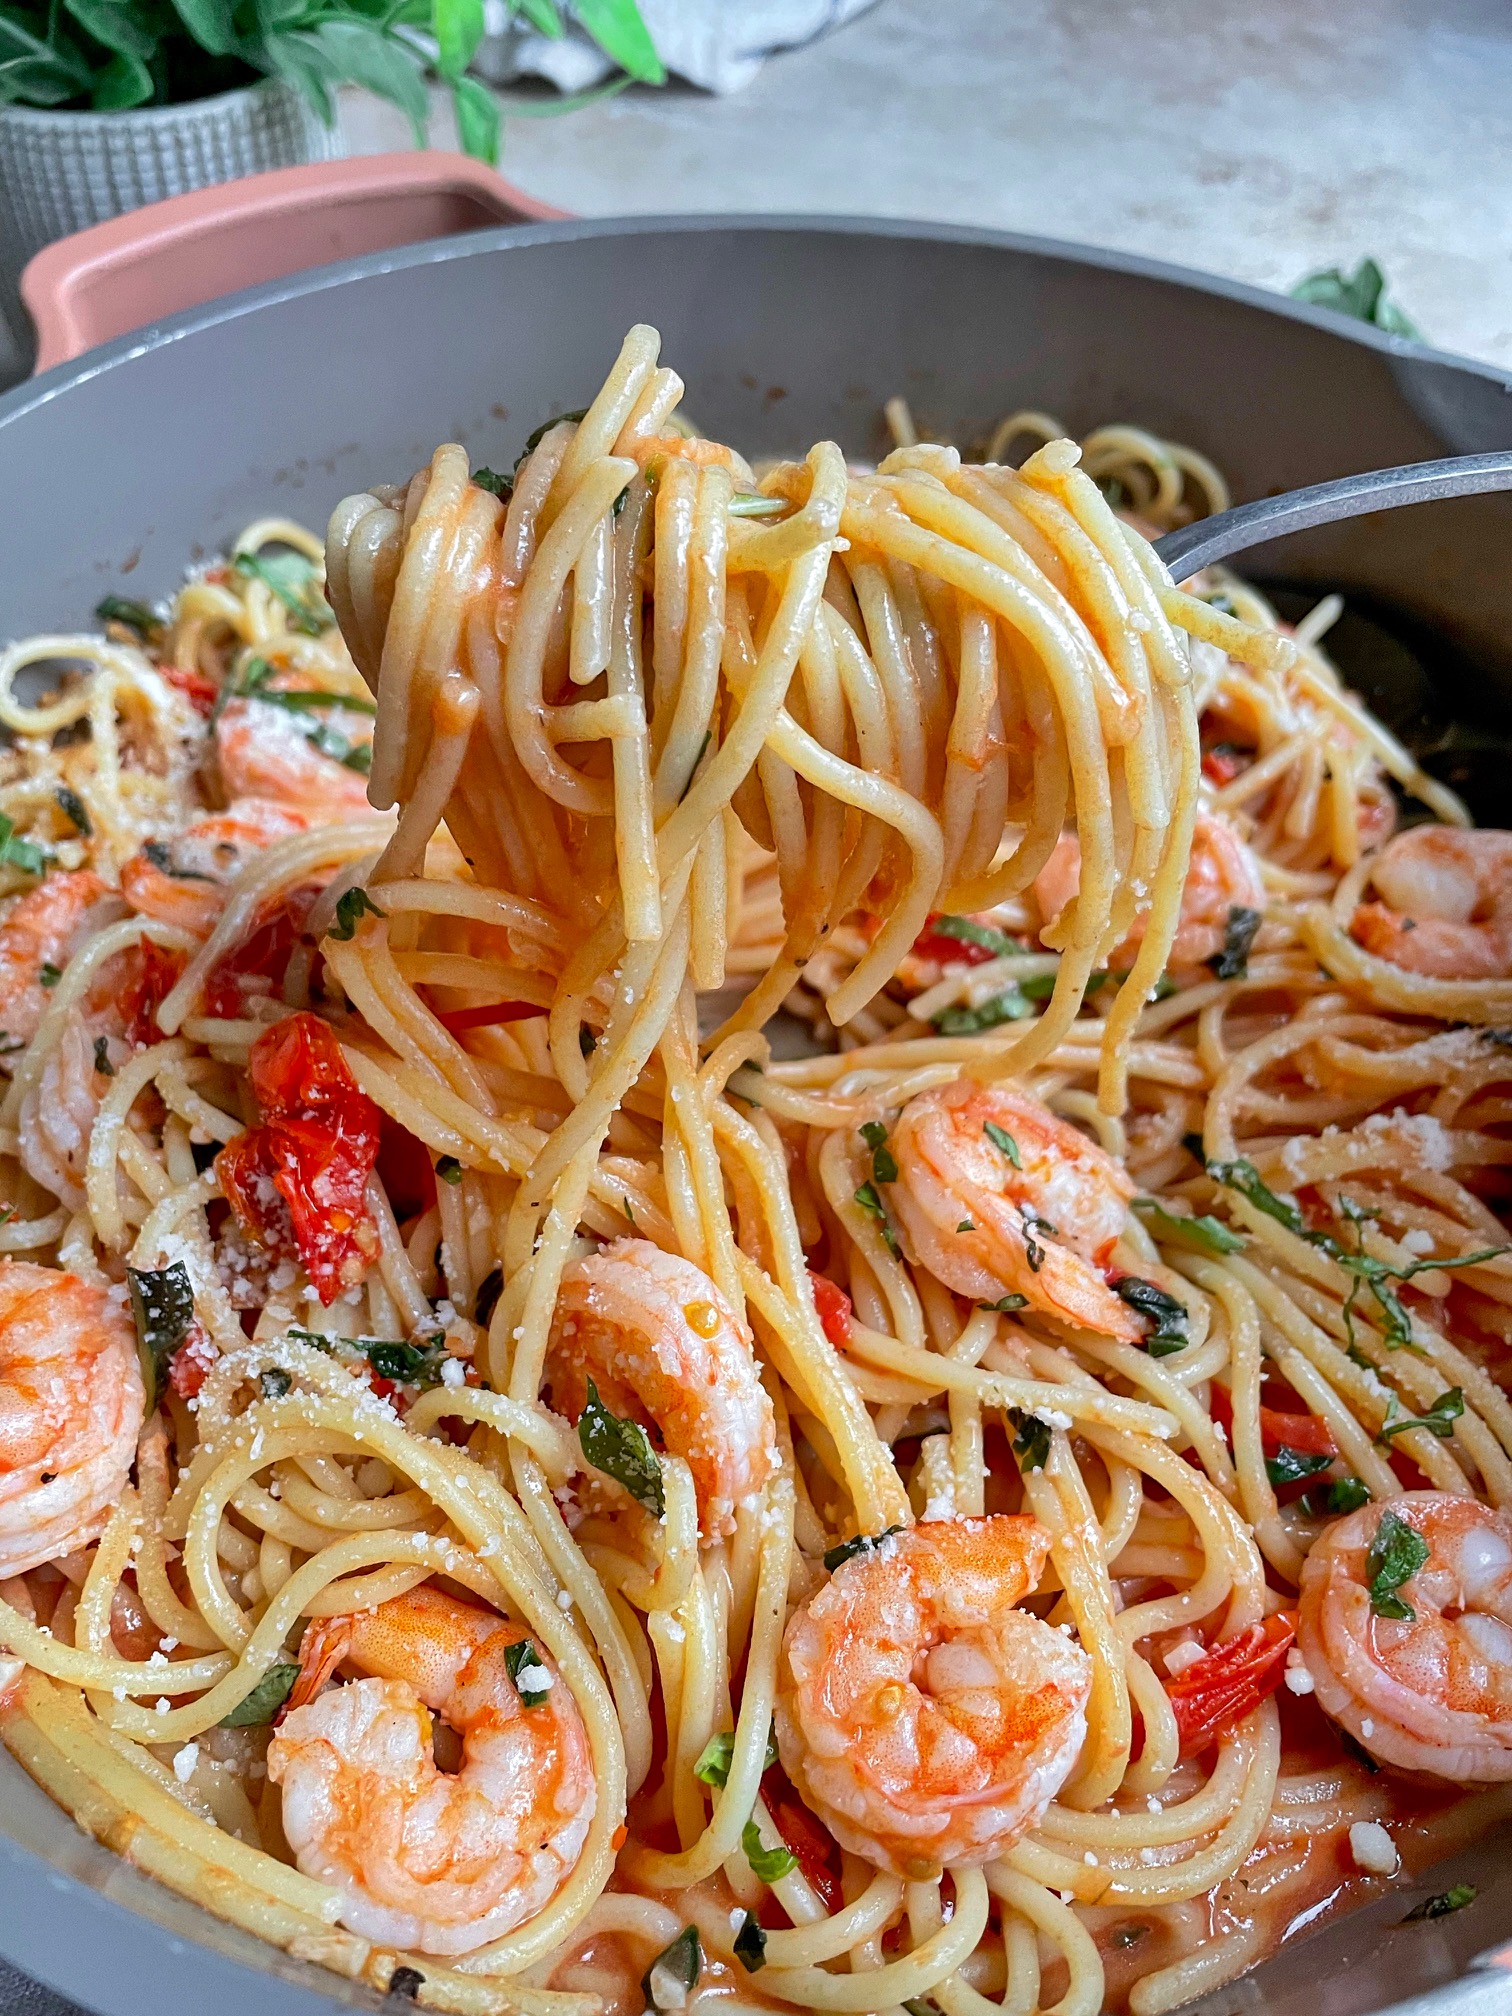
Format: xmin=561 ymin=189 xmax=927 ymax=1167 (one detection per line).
xmin=694 ymin=1726 xmax=777 ymax=1788
xmin=473 ymin=466 xmax=512 ymax=499
xmin=436 ymin=1156 xmax=463 ymax=1185
xmin=1113 ymin=1276 xmax=1189 ymax=1358
xmin=1008 ymin=1407 xmax=1052 ymax=1471
xmin=579 ymin=1377 xmax=664 ymax=1518
xmin=1378 ymin=1387 xmax=1464 ymax=1445
xmin=823 ymin=1525 xmax=901 ymax=1572
xmin=1365 ymin=1508 xmax=1430 ymax=1620
xmin=643 ymin=1925 xmax=700 ymax=2014
xmin=95 ymin=594 xmax=160 ymax=635
xmin=1133 ymin=1196 xmax=1244 ymax=1255
xmin=219 ymin=1660 xmax=299 ymax=1727
xmin=93 ymin=1035 xmax=114 ymax=1077
xmin=1265 ymin=1445 xmax=1334 ymax=1487
xmin=1400 ymin=1884 xmax=1476 ymax=1924
xmin=743 ymin=1817 xmax=798 ymax=1883
xmin=733 ymin=1912 xmax=768 ymax=1970
xmin=55 ymin=787 xmax=91 ymax=836
xmin=928 ymin=914 xmax=1021 ymax=959
xmin=328 ymin=885 xmax=386 ymax=942
xmin=932 ymin=988 xmax=1032 ymax=1035
xmin=859 ymin=1119 xmax=898 ymax=1185
xmin=128 ymin=1260 xmax=195 ymax=1407
xmin=503 ymin=1637 xmax=552 ymax=1707
xmin=233 ymin=550 xmax=332 ymax=635
xmin=854 ymin=1180 xmax=901 ymax=1255
xmin=0 ymin=814 xmax=49 ymax=879
xmin=1209 ymin=905 xmax=1263 ymax=981
xmin=984 ymin=1120 xmax=1022 ymax=1168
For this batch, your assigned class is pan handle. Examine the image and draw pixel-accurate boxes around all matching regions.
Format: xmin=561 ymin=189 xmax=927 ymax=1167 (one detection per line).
xmin=20 ymin=150 xmax=568 ymax=374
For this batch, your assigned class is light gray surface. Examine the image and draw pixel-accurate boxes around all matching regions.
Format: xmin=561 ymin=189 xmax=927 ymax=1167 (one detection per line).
xmin=1 ymin=217 xmax=1512 ymax=2016
xmin=342 ymin=0 xmax=1512 ymax=371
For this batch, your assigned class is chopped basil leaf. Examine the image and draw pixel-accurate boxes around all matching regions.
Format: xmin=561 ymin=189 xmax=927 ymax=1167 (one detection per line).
xmin=1401 ymin=1884 xmax=1476 ymax=1924
xmin=743 ymin=1817 xmax=798 ymax=1883
xmin=473 ymin=465 xmax=512 ymax=499
xmin=388 ymin=1964 xmax=424 ymax=1999
xmin=980 ymin=1292 xmax=1030 ymax=1313
xmin=1114 ymin=1276 xmax=1189 ymax=1357
xmin=517 ymin=409 xmax=589 ymax=475
xmin=1302 ymin=1473 xmax=1371 ymax=1518
xmin=1008 ymin=1407 xmax=1052 ymax=1470
xmin=233 ymin=550 xmax=332 ymax=635
xmin=1265 ymin=1445 xmax=1334 ymax=1487
xmin=1208 ymin=1159 xmax=1306 ymax=1236
xmin=1378 ymin=1387 xmax=1464 ymax=1445
xmin=693 ymin=1726 xmax=777 ymax=1788
xmin=436 ymin=1156 xmax=463 ymax=1185
xmin=503 ymin=1636 xmax=552 ymax=1707
xmin=0 ymin=814 xmax=49 ymax=878
xmin=1291 ymin=258 xmax=1420 ymax=340
xmin=678 ymin=728 xmax=713 ymax=804
xmin=1133 ymin=1196 xmax=1244 ymax=1254
xmin=219 ymin=1660 xmax=300 ymax=1727
xmin=1109 ymin=1926 xmax=1149 ymax=1950
xmin=860 ymin=1119 xmax=899 ymax=1185
xmin=929 ymin=913 xmax=1021 ymax=959
xmin=38 ymin=962 xmax=61 ymax=989
xmin=92 ymin=1035 xmax=114 ymax=1077
xmin=1182 ymin=1131 xmax=1207 ymax=1161
xmin=854 ymin=1180 xmax=901 ymax=1255
xmin=579 ymin=1023 xmax=597 ymax=1057
xmin=642 ymin=1925 xmax=700 ymax=2013
xmin=1366 ymin=1508 xmax=1430 ymax=1620
xmin=365 ymin=1337 xmax=449 ymax=1387
xmin=95 ymin=594 xmax=160 ymax=634
xmin=823 ymin=1525 xmax=901 ymax=1572
xmin=475 ymin=1266 xmax=503 ymax=1329
xmin=957 ymin=1219 xmax=976 ymax=1233
xmin=328 ymin=885 xmax=386 ymax=942
xmin=733 ymin=1912 xmax=768 ymax=1970
xmin=729 ymin=491 xmax=787 ymax=519
xmin=932 ymin=987 xmax=1032 ymax=1035
xmin=128 ymin=1260 xmax=195 ymax=1408
xmin=579 ymin=1376 xmax=664 ymax=1518
xmin=1209 ymin=905 xmax=1263 ymax=981
xmin=55 ymin=787 xmax=91 ymax=835
xmin=984 ymin=1121 xmax=1022 ymax=1168
xmin=142 ymin=839 xmax=213 ymax=882
xmin=259 ymin=1367 xmax=292 ymax=1400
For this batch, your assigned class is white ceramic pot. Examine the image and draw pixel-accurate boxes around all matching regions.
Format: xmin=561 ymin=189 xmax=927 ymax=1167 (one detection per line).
xmin=0 ymin=77 xmax=338 ymax=347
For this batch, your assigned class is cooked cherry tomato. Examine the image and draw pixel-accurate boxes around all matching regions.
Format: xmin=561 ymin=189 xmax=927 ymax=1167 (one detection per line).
xmin=1201 ymin=742 xmax=1250 ymax=786
xmin=161 ymin=664 xmax=219 ymax=715
xmin=1259 ymin=1407 xmax=1337 ymax=1458
xmin=808 ymin=1268 xmax=853 ymax=1347
xmin=204 ymin=904 xmax=307 ymax=1020
xmin=217 ymin=1012 xmax=381 ymax=1303
xmin=761 ymin=1763 xmax=843 ymax=1913
xmin=911 ymin=913 xmax=1003 ymax=966
xmin=121 ymin=941 xmax=187 ymax=1045
xmin=167 ymin=1328 xmax=217 ymax=1399
xmin=433 ymin=1000 xmax=547 ymax=1034
xmin=1167 ymin=1612 xmax=1296 ymax=1759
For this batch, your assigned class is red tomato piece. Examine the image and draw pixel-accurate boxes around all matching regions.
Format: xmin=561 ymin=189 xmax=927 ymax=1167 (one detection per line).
xmin=433 ymin=1000 xmax=547 ymax=1034
xmin=121 ymin=941 xmax=187 ymax=1045
xmin=1167 ymin=1612 xmax=1297 ymax=1760
xmin=761 ymin=1764 xmax=843 ymax=1913
xmin=161 ymin=664 xmax=219 ymax=716
xmin=167 ymin=1327 xmax=217 ymax=1399
xmin=217 ymin=1012 xmax=381 ymax=1304
xmin=1259 ymin=1407 xmax=1338 ymax=1458
xmin=808 ymin=1269 xmax=853 ymax=1348
xmin=204 ymin=903 xmax=308 ymax=1020
xmin=1201 ymin=746 xmax=1248 ymax=786
xmin=911 ymin=913 xmax=1002 ymax=966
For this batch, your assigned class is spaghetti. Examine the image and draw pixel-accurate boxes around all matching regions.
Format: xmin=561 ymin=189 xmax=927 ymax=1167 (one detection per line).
xmin=0 ymin=325 xmax=1510 ymax=2016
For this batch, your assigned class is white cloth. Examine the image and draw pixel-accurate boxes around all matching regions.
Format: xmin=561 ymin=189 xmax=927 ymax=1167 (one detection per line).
xmin=476 ymin=0 xmax=880 ymax=95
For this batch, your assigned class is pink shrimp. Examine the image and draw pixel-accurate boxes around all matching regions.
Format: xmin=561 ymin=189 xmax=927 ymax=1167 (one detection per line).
xmin=269 ymin=1583 xmax=594 ymax=1956
xmin=214 ymin=695 xmax=375 ymax=818
xmin=1350 ymin=827 xmax=1512 ymax=979
xmin=545 ymin=1238 xmax=777 ymax=1542
xmin=0 ymin=1262 xmax=143 ymax=1577
xmin=120 ymin=799 xmax=310 ymax=937
xmin=776 ymin=1516 xmax=1090 ymax=1876
xmin=0 ymin=871 xmax=119 ymax=1047
xmin=889 ymin=1080 xmax=1143 ymax=1340
xmin=1034 ymin=813 xmax=1266 ymax=969
xmin=1299 ymin=1492 xmax=1512 ymax=1780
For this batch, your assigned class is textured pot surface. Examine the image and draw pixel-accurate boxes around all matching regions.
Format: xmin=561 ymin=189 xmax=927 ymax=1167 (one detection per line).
xmin=0 ymin=78 xmax=336 ymax=342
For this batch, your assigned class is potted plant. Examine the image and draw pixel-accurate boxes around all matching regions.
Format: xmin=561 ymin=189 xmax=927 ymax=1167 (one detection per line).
xmin=0 ymin=0 xmax=660 ymax=338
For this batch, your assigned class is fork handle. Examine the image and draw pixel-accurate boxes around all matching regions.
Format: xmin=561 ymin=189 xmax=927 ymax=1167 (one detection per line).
xmin=1153 ymin=448 xmax=1512 ymax=580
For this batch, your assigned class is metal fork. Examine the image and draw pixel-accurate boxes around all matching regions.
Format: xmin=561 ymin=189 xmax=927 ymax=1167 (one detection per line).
xmin=1152 ymin=448 xmax=1512 ymax=578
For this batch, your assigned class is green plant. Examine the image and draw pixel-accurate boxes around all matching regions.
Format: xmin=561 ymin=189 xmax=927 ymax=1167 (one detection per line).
xmin=1290 ymin=258 xmax=1421 ymax=341
xmin=0 ymin=0 xmax=662 ymax=163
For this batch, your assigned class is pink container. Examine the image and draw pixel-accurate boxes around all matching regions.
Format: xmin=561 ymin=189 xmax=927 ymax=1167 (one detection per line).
xmin=21 ymin=150 xmax=566 ymax=373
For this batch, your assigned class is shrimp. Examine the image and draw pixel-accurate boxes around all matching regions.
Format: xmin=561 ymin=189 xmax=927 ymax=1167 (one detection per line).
xmin=1034 ymin=812 xmax=1265 ymax=969
xmin=0 ymin=1261 xmax=143 ymax=1578
xmin=775 ymin=1516 xmax=1090 ymax=1875
xmin=267 ymin=1583 xmax=594 ymax=1956
xmin=889 ymin=1080 xmax=1143 ymax=1340
xmin=215 ymin=695 xmax=375 ymax=818
xmin=1350 ymin=826 xmax=1512 ymax=979
xmin=1298 ymin=1492 xmax=1512 ymax=1781
xmin=120 ymin=799 xmax=310 ymax=937
xmin=545 ymin=1237 xmax=777 ymax=1542
xmin=0 ymin=871 xmax=119 ymax=1046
